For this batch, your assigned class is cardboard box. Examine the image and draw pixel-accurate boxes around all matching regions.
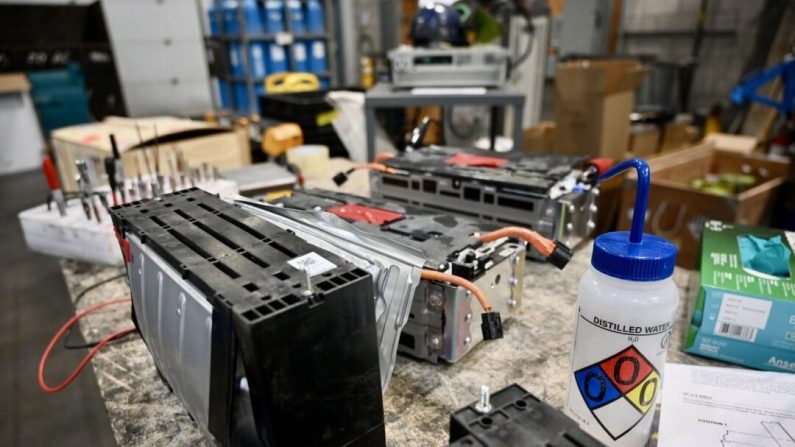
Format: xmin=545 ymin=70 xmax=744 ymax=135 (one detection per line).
xmin=685 ymin=221 xmax=795 ymax=371
xmin=704 ymin=133 xmax=759 ymax=153
xmin=521 ymin=121 xmax=556 ymax=154
xmin=0 ymin=73 xmax=30 ymax=93
xmin=659 ymin=120 xmax=694 ymax=152
xmin=617 ymin=143 xmax=789 ymax=268
xmin=627 ymin=123 xmax=660 ymax=157
xmin=554 ymin=59 xmax=649 ymax=160
xmin=52 ymin=116 xmax=251 ymax=191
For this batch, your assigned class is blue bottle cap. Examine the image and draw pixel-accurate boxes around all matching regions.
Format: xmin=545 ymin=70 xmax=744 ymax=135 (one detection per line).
xmin=591 ymin=159 xmax=677 ymax=281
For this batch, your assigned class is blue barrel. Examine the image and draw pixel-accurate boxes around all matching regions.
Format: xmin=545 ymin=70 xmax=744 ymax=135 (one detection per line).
xmin=318 ymin=77 xmax=329 ymax=89
xmin=240 ymin=0 xmax=264 ymax=34
xmin=268 ymin=43 xmax=289 ymax=73
xmin=305 ymin=0 xmax=325 ymax=33
xmin=228 ymin=42 xmax=244 ymax=76
xmin=287 ymin=0 xmax=306 ymax=33
xmin=254 ymin=83 xmax=265 ymax=114
xmin=218 ymin=79 xmax=232 ymax=109
xmin=222 ymin=0 xmax=240 ymax=35
xmin=208 ymin=2 xmax=222 ymax=36
xmin=249 ymin=42 xmax=268 ymax=77
xmin=262 ymin=0 xmax=285 ymax=33
xmin=292 ymin=42 xmax=308 ymax=71
xmin=233 ymin=82 xmax=250 ymax=113
xmin=308 ymin=40 xmax=328 ymax=73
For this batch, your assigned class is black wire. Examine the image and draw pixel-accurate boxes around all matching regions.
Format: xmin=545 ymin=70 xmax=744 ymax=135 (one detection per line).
xmin=63 ymin=273 xmax=127 ymax=350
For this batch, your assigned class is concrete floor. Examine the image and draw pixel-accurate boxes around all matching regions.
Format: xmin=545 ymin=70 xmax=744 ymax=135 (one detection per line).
xmin=0 ymin=169 xmax=116 ymax=446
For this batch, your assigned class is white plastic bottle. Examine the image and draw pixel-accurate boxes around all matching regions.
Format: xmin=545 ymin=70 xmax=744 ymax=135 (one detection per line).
xmin=565 ymin=159 xmax=679 ymax=446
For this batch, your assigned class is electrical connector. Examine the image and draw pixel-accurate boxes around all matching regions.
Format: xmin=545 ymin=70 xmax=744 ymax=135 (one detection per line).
xmin=332 ymin=168 xmax=355 ymax=187
xmin=480 ymin=311 xmax=503 ymax=341
xmin=547 ymin=240 xmax=572 ymax=270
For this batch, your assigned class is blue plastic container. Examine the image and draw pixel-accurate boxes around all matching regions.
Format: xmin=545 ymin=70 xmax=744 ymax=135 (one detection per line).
xmin=254 ymin=83 xmax=265 ymax=113
xmin=249 ymin=42 xmax=268 ymax=77
xmin=228 ymin=42 xmax=244 ymax=76
xmin=292 ymin=42 xmax=309 ymax=71
xmin=233 ymin=82 xmax=250 ymax=113
xmin=305 ymin=0 xmax=325 ymax=33
xmin=241 ymin=0 xmax=264 ymax=34
xmin=208 ymin=2 xmax=222 ymax=35
xmin=308 ymin=40 xmax=328 ymax=73
xmin=218 ymin=79 xmax=232 ymax=109
xmin=268 ymin=43 xmax=289 ymax=73
xmin=318 ymin=77 xmax=329 ymax=89
xmin=262 ymin=0 xmax=285 ymax=33
xmin=287 ymin=0 xmax=306 ymax=33
xmin=222 ymin=0 xmax=240 ymax=34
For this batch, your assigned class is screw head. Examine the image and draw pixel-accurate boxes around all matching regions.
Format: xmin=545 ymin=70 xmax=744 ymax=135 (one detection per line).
xmin=464 ymin=336 xmax=472 ymax=346
xmin=429 ymin=336 xmax=442 ymax=352
xmin=464 ymin=313 xmax=472 ymax=322
xmin=428 ymin=291 xmax=444 ymax=310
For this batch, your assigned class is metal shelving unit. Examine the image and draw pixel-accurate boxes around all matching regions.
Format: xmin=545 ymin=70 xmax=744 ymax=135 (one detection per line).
xmin=198 ymin=0 xmax=339 ymax=115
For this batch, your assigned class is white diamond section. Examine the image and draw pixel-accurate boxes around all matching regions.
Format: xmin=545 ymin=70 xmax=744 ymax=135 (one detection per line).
xmin=592 ymin=397 xmax=644 ymax=440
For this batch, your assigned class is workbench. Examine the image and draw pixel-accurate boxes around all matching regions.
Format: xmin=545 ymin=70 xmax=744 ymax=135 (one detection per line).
xmin=57 ymin=165 xmax=719 ymax=446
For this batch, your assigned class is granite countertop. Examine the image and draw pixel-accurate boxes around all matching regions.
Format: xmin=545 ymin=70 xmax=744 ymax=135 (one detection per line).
xmin=59 ymin=160 xmax=719 ymax=446
xmin=61 ymin=241 xmax=718 ymax=447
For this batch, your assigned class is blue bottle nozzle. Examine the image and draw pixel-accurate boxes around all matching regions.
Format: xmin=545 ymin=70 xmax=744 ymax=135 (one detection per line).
xmin=598 ymin=158 xmax=650 ymax=244
xmin=590 ymin=158 xmax=677 ymax=281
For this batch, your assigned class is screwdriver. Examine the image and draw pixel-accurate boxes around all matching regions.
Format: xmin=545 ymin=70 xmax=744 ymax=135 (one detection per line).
xmin=104 ymin=157 xmax=119 ymax=206
xmin=42 ymin=156 xmax=66 ymax=216
xmin=109 ymin=134 xmax=126 ymax=204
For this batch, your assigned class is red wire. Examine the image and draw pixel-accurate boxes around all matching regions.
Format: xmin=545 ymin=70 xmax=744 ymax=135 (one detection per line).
xmin=38 ymin=297 xmax=136 ymax=393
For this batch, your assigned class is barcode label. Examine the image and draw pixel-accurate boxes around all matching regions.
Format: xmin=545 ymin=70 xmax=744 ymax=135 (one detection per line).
xmin=715 ymin=321 xmax=758 ymax=342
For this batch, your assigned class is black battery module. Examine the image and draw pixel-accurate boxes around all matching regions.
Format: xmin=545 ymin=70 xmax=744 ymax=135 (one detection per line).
xmin=110 ymin=188 xmax=385 ymax=447
xmin=448 ymin=384 xmax=605 ymax=446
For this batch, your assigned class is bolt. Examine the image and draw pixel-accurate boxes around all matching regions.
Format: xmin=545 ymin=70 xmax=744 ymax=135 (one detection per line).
xmin=509 ymin=277 xmax=518 ymax=286
xmin=508 ymin=299 xmax=517 ymax=308
xmin=464 ymin=336 xmax=472 ymax=346
xmin=300 ymin=265 xmax=313 ymax=296
xmin=568 ymin=204 xmax=575 ymax=213
xmin=428 ymin=291 xmax=444 ymax=310
xmin=151 ymin=182 xmax=162 ymax=200
xmin=429 ymin=336 xmax=442 ymax=352
xmin=591 ymin=188 xmax=600 ymax=197
xmin=464 ymin=313 xmax=472 ymax=322
xmin=587 ymin=221 xmax=596 ymax=230
xmin=590 ymin=204 xmax=598 ymax=213
xmin=474 ymin=385 xmax=492 ymax=413
xmin=566 ymin=222 xmax=574 ymax=233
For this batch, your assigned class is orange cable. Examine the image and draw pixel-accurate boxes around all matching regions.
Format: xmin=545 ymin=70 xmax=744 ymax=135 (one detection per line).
xmin=421 ymin=269 xmax=492 ymax=312
xmin=352 ymin=162 xmax=397 ymax=174
xmin=477 ymin=227 xmax=557 ymax=257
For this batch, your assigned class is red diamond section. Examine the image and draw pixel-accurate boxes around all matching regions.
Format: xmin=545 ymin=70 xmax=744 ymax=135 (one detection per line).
xmin=598 ymin=346 xmax=655 ymax=394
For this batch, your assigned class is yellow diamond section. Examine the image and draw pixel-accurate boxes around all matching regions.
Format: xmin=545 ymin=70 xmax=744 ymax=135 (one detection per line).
xmin=625 ymin=370 xmax=660 ymax=414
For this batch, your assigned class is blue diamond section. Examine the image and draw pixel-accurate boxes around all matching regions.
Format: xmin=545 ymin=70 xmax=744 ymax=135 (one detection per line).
xmin=574 ymin=364 xmax=622 ymax=410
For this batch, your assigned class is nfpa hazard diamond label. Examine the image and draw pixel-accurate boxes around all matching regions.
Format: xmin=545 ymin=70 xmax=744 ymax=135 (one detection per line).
xmin=573 ymin=345 xmax=660 ymax=440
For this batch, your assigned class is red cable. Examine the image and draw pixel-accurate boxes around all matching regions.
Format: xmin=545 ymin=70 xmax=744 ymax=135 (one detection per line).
xmin=38 ymin=298 xmax=136 ymax=393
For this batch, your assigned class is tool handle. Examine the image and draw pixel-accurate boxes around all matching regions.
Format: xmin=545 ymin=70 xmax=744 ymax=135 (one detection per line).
xmin=42 ymin=156 xmax=61 ymax=190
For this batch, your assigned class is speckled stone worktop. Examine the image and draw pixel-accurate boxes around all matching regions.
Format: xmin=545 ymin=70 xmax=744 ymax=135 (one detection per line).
xmin=61 ymin=239 xmax=717 ymax=447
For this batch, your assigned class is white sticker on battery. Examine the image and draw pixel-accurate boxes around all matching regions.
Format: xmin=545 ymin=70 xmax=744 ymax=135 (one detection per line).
xmin=287 ymin=252 xmax=336 ymax=277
